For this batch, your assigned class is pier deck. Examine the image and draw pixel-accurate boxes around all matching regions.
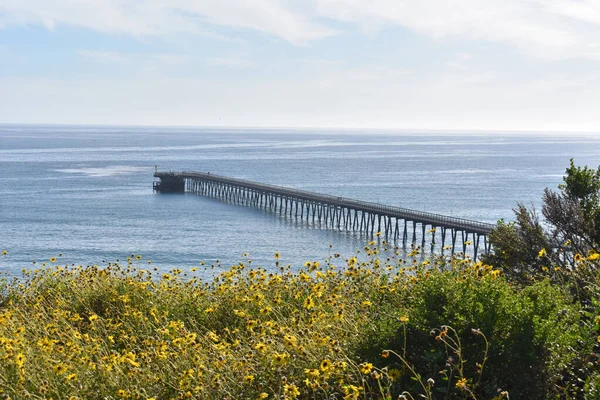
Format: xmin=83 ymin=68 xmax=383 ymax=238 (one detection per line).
xmin=154 ymin=171 xmax=495 ymax=258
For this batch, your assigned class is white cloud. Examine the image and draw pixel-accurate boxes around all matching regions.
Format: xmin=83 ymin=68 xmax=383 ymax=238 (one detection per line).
xmin=73 ymin=49 xmax=206 ymax=81
xmin=77 ymin=49 xmax=193 ymax=74
xmin=0 ymin=0 xmax=335 ymax=44
xmin=449 ymin=70 xmax=499 ymax=85
xmin=542 ymin=0 xmax=600 ymax=26
xmin=1 ymin=0 xmax=600 ymax=59
xmin=313 ymin=0 xmax=600 ymax=59
xmin=446 ymin=61 xmax=467 ymax=71
xmin=205 ymin=53 xmax=255 ymax=69
xmin=78 ymin=48 xmax=254 ymax=71
xmin=77 ymin=50 xmax=126 ymax=63
xmin=153 ymin=54 xmax=190 ymax=65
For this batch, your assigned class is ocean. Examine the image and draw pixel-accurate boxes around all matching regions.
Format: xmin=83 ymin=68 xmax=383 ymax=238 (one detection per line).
xmin=2 ymin=124 xmax=600 ymax=277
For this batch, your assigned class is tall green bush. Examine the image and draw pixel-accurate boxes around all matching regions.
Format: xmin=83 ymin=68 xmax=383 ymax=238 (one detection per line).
xmin=352 ymin=260 xmax=581 ymax=399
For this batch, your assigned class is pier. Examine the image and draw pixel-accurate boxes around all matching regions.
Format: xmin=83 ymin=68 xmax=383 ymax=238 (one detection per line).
xmin=154 ymin=171 xmax=495 ymax=259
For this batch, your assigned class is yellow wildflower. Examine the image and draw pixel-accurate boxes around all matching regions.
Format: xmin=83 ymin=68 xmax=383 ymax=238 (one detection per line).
xmin=388 ymin=369 xmax=402 ymax=381
xmin=272 ymin=352 xmax=288 ymax=365
xmin=304 ymin=368 xmax=320 ymax=378
xmin=538 ymin=248 xmax=547 ymax=257
xmin=65 ymin=373 xmax=77 ymax=382
xmin=15 ymin=353 xmax=25 ymax=367
xmin=122 ymin=352 xmax=140 ymax=367
xmin=360 ymin=362 xmax=373 ymax=374
xmin=304 ymin=296 xmax=315 ymax=310
xmin=284 ymin=335 xmax=297 ymax=347
xmin=343 ymin=385 xmax=361 ymax=399
xmin=254 ymin=343 xmax=267 ymax=352
xmin=260 ymin=306 xmax=272 ymax=314
xmin=283 ymin=384 xmax=300 ymax=399
xmin=246 ymin=319 xmax=258 ymax=330
xmin=54 ymin=363 xmax=67 ymax=375
xmin=455 ymin=377 xmax=468 ymax=390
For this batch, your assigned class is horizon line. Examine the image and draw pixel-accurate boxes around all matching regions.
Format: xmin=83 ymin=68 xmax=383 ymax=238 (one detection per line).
xmin=1 ymin=121 xmax=599 ymax=136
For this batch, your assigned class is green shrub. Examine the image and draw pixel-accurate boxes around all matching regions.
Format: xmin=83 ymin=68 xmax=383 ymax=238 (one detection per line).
xmin=355 ymin=259 xmax=581 ymax=400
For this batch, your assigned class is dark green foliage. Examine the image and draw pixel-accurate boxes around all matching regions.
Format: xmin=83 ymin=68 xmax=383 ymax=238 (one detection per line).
xmin=560 ymin=159 xmax=600 ymax=216
xmin=355 ymin=265 xmax=581 ymax=400
xmin=484 ymin=205 xmax=549 ymax=283
xmin=483 ymin=159 xmax=600 ymax=399
xmin=543 ymin=159 xmax=600 ymax=255
xmin=486 ymin=159 xmax=600 ymax=281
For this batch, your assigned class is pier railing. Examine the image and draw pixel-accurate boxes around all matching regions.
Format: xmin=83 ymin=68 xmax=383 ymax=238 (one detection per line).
xmin=174 ymin=171 xmax=495 ymax=235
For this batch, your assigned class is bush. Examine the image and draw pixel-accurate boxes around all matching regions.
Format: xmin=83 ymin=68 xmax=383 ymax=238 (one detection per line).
xmin=485 ymin=159 xmax=600 ymax=287
xmin=354 ymin=258 xmax=581 ymax=400
xmin=483 ymin=159 xmax=600 ymax=398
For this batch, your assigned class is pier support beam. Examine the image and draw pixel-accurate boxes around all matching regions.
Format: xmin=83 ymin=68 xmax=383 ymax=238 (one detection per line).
xmin=153 ymin=170 xmax=495 ymax=260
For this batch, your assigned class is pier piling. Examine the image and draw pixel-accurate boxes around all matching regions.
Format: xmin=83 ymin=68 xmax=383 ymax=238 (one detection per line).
xmin=154 ymin=171 xmax=495 ymax=258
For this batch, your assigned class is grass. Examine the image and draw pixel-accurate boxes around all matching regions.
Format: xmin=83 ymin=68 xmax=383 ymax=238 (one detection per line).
xmin=0 ymin=244 xmax=595 ymax=399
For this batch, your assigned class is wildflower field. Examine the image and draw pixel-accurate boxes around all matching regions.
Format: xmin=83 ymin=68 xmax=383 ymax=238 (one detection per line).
xmin=1 ymin=242 xmax=598 ymax=400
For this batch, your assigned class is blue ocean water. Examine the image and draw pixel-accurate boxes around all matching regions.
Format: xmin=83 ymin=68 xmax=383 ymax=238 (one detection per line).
xmin=2 ymin=124 xmax=600 ymax=276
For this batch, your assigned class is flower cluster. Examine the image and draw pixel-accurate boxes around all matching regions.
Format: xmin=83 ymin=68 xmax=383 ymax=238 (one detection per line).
xmin=0 ymin=249 xmax=518 ymax=399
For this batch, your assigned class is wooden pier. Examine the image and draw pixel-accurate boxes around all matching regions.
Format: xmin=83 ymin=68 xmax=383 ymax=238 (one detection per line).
xmin=154 ymin=171 xmax=495 ymax=258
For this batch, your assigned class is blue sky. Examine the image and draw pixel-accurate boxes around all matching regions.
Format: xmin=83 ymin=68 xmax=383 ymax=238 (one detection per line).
xmin=1 ymin=0 xmax=600 ymax=131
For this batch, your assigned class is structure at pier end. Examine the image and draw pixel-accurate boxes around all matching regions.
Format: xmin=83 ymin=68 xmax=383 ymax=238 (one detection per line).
xmin=153 ymin=172 xmax=184 ymax=193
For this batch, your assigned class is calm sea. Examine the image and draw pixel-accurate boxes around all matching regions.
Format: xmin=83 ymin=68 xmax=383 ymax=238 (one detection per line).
xmin=2 ymin=124 xmax=600 ymax=277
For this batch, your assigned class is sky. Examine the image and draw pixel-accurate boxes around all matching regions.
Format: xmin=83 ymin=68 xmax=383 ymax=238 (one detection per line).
xmin=1 ymin=0 xmax=600 ymax=132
